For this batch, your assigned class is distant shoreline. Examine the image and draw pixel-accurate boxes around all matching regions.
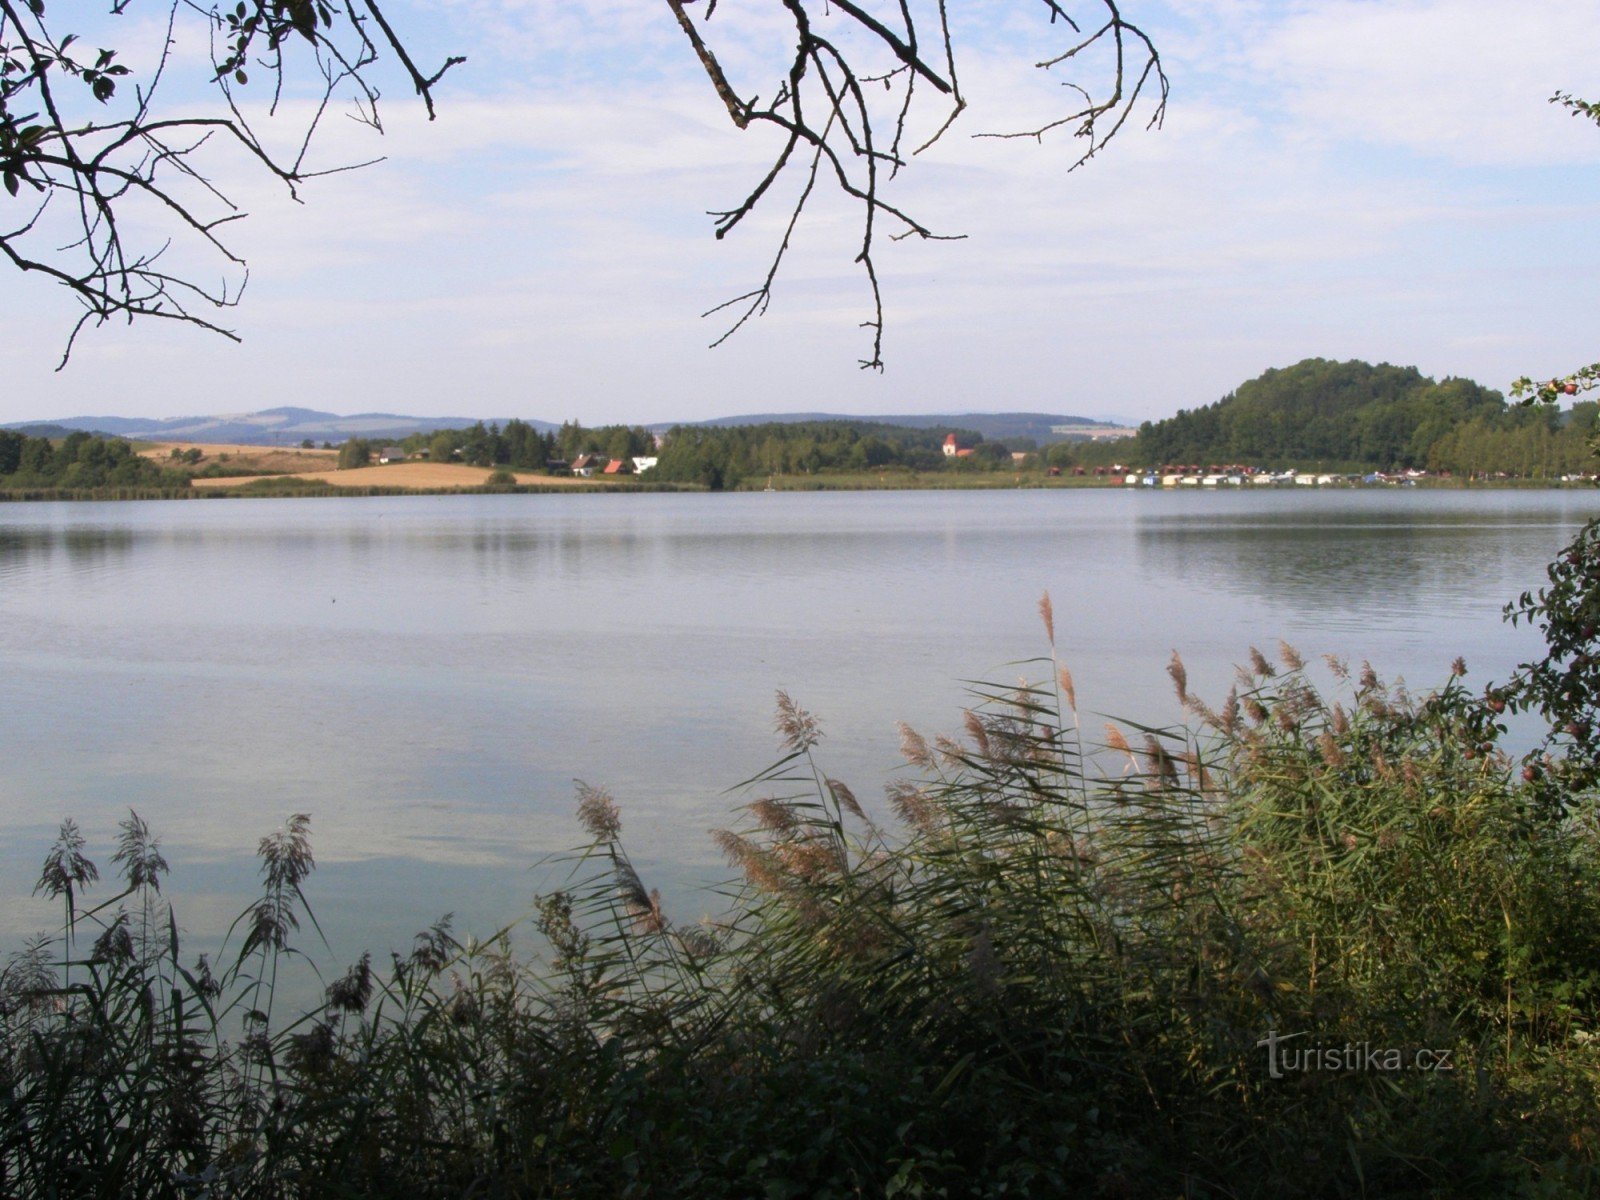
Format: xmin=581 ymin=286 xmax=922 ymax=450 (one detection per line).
xmin=0 ymin=474 xmax=1589 ymax=503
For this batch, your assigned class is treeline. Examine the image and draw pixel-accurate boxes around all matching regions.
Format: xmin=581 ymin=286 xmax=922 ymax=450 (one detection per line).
xmin=351 ymin=418 xmax=1032 ymax=487
xmin=0 ymin=430 xmax=190 ymax=491
xmin=1427 ymin=401 xmax=1599 ymax=478
xmin=400 ymin=420 xmax=655 ymax=468
xmin=652 ymin=420 xmax=1015 ymax=488
xmin=336 ymin=421 xmax=657 ymax=470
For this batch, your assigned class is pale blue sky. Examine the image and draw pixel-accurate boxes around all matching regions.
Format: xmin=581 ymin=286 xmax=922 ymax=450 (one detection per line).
xmin=3 ymin=0 xmax=1598 ymax=426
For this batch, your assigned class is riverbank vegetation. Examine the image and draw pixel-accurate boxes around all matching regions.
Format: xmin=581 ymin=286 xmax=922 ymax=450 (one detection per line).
xmin=7 ymin=541 xmax=1600 ymax=1196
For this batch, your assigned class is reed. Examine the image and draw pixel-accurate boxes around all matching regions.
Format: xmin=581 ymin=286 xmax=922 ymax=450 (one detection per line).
xmin=5 ymin=593 xmax=1600 ymax=1196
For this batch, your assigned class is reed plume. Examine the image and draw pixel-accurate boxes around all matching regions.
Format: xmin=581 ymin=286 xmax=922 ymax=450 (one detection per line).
xmin=1168 ymin=650 xmax=1188 ymax=704
xmin=1248 ymin=646 xmax=1275 ymax=678
xmin=775 ymin=690 xmax=822 ymax=751
xmin=886 ymin=780 xmax=940 ymax=831
xmin=576 ymin=782 xmax=622 ymax=841
xmin=750 ymin=797 xmax=797 ymax=833
xmin=898 ymin=721 xmax=934 ymax=768
xmin=826 ymin=778 xmax=866 ymax=822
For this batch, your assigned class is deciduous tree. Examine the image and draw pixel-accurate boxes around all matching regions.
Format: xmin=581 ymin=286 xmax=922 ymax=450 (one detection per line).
xmin=336 ymin=437 xmax=370 ymax=469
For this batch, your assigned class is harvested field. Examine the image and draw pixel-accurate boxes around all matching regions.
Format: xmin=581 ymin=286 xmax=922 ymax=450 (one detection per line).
xmin=136 ymin=441 xmax=339 ymax=475
xmin=189 ymin=463 xmax=609 ymax=490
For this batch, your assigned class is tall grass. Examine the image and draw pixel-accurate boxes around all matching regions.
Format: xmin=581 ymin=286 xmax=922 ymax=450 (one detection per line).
xmin=5 ymin=604 xmax=1600 ymax=1196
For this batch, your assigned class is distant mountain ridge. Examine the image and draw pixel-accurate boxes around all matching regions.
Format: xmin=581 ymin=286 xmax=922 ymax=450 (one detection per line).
xmin=4 ymin=407 xmax=549 ymax=446
xmin=5 ymin=422 xmax=120 ymax=440
xmin=6 ymin=408 xmax=1131 ymax=447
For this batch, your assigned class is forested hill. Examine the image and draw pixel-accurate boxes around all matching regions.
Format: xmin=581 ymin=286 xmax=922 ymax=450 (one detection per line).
xmin=1135 ymin=359 xmax=1506 ymax=468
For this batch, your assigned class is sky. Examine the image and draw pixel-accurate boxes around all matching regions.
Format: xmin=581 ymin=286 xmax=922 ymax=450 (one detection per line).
xmin=3 ymin=0 xmax=1599 ymax=427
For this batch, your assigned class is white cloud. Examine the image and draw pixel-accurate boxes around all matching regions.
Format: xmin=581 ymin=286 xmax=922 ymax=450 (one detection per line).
xmin=4 ymin=0 xmax=1600 ymax=424
xmin=1239 ymin=0 xmax=1600 ymax=166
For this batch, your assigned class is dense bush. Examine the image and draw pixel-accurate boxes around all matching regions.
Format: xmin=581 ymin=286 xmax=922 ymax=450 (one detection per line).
xmin=6 ymin=559 xmax=1600 ymax=1197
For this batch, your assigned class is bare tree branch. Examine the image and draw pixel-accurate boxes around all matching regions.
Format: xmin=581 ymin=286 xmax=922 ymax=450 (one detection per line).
xmin=1 ymin=0 xmax=1161 ymax=370
xmin=0 ymin=0 xmax=460 ymax=365
xmin=671 ymin=0 xmax=1166 ymax=367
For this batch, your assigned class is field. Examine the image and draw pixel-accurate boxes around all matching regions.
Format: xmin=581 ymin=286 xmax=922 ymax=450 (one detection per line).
xmin=131 ymin=443 xmax=621 ymax=491
xmin=134 ymin=441 xmax=340 ymax=475
xmin=190 ymin=463 xmax=614 ymax=490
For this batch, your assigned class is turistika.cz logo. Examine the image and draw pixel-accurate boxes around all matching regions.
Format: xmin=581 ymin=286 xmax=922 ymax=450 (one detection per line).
xmin=1257 ymin=1030 xmax=1455 ymax=1079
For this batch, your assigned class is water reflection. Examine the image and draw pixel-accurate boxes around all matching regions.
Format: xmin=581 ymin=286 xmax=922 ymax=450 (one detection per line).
xmin=3 ymin=489 xmax=1599 ymax=969
xmin=1132 ymin=496 xmax=1588 ymax=632
xmin=0 ymin=525 xmax=135 ymax=580
xmin=1139 ymin=521 xmax=1475 ymax=620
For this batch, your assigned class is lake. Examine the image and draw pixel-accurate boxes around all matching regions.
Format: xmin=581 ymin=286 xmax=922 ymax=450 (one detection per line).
xmin=4 ymin=486 xmax=1598 ymax=968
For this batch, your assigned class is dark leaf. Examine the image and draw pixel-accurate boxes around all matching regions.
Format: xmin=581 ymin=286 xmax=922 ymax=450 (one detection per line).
xmin=288 ymin=0 xmax=317 ymax=41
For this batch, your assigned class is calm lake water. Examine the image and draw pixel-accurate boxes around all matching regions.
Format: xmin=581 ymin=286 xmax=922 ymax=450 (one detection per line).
xmin=5 ymin=487 xmax=1599 ymax=966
